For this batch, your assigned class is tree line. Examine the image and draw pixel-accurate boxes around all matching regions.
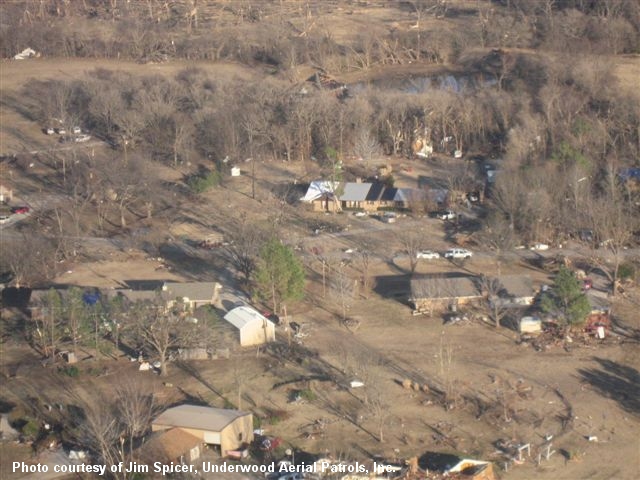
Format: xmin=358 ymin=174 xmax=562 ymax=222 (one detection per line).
xmin=1 ymin=1 xmax=638 ymax=64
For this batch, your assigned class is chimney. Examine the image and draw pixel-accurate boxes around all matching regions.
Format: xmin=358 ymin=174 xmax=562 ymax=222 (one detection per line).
xmin=355 ymin=177 xmax=362 ymax=183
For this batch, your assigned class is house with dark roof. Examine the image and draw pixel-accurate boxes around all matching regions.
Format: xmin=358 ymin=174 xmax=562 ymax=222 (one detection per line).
xmin=410 ymin=274 xmax=483 ymax=314
xmin=105 ymin=281 xmax=222 ymax=311
xmin=490 ymin=275 xmax=536 ymax=308
xmin=364 ymin=183 xmax=386 ymax=211
xmin=152 ymin=405 xmax=253 ymax=456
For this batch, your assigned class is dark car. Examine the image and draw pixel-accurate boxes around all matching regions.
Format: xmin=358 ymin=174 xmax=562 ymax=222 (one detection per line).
xmin=11 ymin=206 xmax=29 ymax=214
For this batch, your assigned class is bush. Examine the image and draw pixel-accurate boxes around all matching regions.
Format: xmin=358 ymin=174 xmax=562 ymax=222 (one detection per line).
xmin=20 ymin=418 xmax=40 ymax=440
xmin=618 ymin=263 xmax=635 ymax=281
xmin=59 ymin=366 xmax=80 ymax=377
xmin=187 ymin=170 xmax=221 ymax=193
xmin=297 ymin=388 xmax=317 ymax=402
xmin=265 ymin=409 xmax=290 ymax=425
xmin=253 ymin=416 xmax=262 ymax=429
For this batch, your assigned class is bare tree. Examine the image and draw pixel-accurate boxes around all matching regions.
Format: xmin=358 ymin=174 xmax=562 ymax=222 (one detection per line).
xmin=0 ymin=233 xmax=57 ymax=288
xmin=115 ymin=379 xmax=162 ymax=463
xmin=587 ymin=186 xmax=637 ymax=295
xmin=225 ymin=214 xmax=269 ymax=283
xmin=396 ymin=228 xmax=426 ymax=273
xmin=330 ymin=262 xmax=357 ymax=323
xmin=353 ymin=127 xmax=381 ymax=166
xmin=32 ymin=289 xmax=64 ymax=361
xmin=66 ymin=287 xmax=90 ymax=355
xmin=69 ymin=380 xmax=165 ymax=480
xmin=356 ymin=244 xmax=373 ymax=298
xmin=129 ymin=300 xmax=202 ymax=376
xmin=481 ymin=276 xmax=508 ymax=328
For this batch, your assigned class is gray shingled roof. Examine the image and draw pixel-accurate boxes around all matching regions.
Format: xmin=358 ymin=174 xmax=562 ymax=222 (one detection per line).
xmin=162 ymin=282 xmax=218 ymax=302
xmin=410 ymin=275 xmax=481 ymax=300
xmin=339 ymin=182 xmax=372 ymax=202
xmin=153 ymin=405 xmax=250 ymax=432
xmin=499 ymin=275 xmax=534 ymax=298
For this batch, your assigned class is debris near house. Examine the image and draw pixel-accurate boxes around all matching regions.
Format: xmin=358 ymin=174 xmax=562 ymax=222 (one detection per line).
xmin=343 ymin=318 xmax=361 ymax=331
xmin=308 ymin=71 xmax=347 ymax=92
xmin=59 ymin=351 xmax=78 ymax=364
xmin=518 ymin=316 xmax=542 ymax=334
xmin=413 ymin=136 xmax=433 ymax=159
xmin=494 ymin=439 xmax=531 ymax=466
xmin=583 ymin=311 xmax=611 ymax=338
xmin=445 ymin=458 xmax=495 ymax=480
xmin=13 ymin=48 xmax=39 ymax=60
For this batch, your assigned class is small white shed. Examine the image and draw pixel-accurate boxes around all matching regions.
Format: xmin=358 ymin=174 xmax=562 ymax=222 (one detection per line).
xmin=224 ymin=306 xmax=275 ymax=346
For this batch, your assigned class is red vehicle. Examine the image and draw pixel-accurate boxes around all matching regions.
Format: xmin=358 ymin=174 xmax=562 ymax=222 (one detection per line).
xmin=11 ymin=206 xmax=29 ymax=214
xmin=583 ymin=278 xmax=593 ymax=290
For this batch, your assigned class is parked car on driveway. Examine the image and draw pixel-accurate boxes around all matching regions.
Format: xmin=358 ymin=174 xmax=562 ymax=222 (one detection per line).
xmin=11 ymin=206 xmax=29 ymax=214
xmin=72 ymin=126 xmax=81 ymax=134
xmin=444 ymin=248 xmax=473 ymax=259
xmin=416 ymin=250 xmax=440 ymax=260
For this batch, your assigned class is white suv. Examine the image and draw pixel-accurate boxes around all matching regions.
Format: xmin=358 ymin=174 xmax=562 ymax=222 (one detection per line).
xmin=444 ymin=248 xmax=473 ymax=259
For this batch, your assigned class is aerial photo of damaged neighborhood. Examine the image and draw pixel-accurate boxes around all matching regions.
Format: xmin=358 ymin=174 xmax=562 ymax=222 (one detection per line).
xmin=1 ymin=1 xmax=639 ymax=480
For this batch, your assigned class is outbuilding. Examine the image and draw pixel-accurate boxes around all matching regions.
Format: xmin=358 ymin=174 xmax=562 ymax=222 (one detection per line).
xmin=224 ymin=306 xmax=276 ymax=346
xmin=152 ymin=405 xmax=253 ymax=456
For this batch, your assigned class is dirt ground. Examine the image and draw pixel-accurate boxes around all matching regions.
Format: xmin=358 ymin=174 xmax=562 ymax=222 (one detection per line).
xmin=3 ymin=240 xmax=639 ymax=480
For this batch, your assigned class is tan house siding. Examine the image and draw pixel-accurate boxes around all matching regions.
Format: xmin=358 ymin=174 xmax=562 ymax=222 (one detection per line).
xmin=240 ymin=321 xmax=275 ymax=346
xmin=220 ymin=414 xmax=253 ymax=453
xmin=152 ymin=414 xmax=253 ymax=454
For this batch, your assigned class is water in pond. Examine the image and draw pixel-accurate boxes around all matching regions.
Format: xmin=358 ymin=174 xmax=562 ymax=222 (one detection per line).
xmin=350 ymin=72 xmax=496 ymax=94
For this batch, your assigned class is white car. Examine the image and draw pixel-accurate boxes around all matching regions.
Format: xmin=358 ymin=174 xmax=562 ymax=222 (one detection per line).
xmin=530 ymin=243 xmax=550 ymax=251
xmin=353 ymin=211 xmax=367 ymax=217
xmin=436 ymin=210 xmax=456 ymax=220
xmin=45 ymin=127 xmax=54 ymax=135
xmin=444 ymin=248 xmax=473 ymax=259
xmin=72 ymin=126 xmax=81 ymax=134
xmin=416 ymin=250 xmax=440 ymax=260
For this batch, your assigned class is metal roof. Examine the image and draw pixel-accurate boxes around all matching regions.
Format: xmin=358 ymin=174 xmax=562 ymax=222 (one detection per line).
xmin=153 ymin=405 xmax=250 ymax=432
xmin=301 ymin=180 xmax=339 ymax=202
xmin=224 ymin=306 xmax=274 ymax=330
